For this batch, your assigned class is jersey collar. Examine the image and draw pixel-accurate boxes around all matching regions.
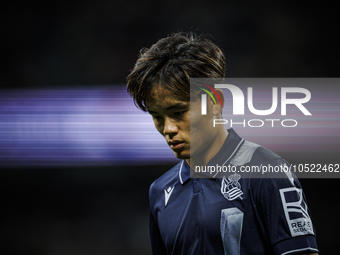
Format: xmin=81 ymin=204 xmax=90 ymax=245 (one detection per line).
xmin=178 ymin=128 xmax=244 ymax=184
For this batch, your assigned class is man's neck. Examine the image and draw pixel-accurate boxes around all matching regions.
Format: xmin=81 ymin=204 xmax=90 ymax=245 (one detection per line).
xmin=186 ymin=128 xmax=229 ymax=170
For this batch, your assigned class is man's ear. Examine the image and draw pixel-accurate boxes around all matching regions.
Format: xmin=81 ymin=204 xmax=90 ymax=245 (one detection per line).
xmin=212 ymin=89 xmax=224 ymax=116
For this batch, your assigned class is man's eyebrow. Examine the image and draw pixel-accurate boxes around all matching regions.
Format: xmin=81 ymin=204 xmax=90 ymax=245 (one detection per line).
xmin=165 ymin=102 xmax=189 ymax=110
xmin=148 ymin=102 xmax=189 ymax=114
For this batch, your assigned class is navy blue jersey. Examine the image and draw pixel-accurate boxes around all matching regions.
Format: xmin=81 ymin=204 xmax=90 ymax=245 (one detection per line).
xmin=149 ymin=128 xmax=318 ymax=255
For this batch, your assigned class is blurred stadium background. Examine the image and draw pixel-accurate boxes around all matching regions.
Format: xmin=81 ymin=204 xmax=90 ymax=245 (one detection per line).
xmin=1 ymin=1 xmax=339 ymax=254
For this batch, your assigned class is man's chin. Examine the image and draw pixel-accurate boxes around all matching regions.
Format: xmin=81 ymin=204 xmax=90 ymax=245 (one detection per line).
xmin=172 ymin=150 xmax=190 ymax=160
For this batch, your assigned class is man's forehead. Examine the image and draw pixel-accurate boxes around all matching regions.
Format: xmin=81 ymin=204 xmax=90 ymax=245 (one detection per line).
xmin=147 ymin=96 xmax=189 ymax=112
xmin=147 ymin=86 xmax=189 ymax=110
xmin=149 ymin=85 xmax=173 ymax=97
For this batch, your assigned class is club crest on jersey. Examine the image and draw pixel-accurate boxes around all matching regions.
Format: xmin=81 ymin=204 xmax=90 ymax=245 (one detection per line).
xmin=221 ymin=173 xmax=243 ymax=201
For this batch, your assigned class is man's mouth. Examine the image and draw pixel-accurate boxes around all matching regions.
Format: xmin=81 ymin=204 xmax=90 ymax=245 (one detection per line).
xmin=168 ymin=140 xmax=184 ymax=150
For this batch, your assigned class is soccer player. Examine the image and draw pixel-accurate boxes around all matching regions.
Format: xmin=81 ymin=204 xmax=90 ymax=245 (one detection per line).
xmin=126 ymin=32 xmax=318 ymax=255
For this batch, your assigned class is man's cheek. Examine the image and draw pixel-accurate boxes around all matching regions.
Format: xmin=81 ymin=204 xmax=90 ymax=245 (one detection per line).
xmin=153 ymin=123 xmax=163 ymax=135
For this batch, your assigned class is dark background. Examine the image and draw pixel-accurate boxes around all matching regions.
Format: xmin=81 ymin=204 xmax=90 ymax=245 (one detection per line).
xmin=1 ymin=1 xmax=339 ymax=254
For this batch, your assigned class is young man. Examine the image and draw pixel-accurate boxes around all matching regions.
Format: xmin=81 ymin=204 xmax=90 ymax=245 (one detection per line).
xmin=127 ymin=32 xmax=318 ymax=255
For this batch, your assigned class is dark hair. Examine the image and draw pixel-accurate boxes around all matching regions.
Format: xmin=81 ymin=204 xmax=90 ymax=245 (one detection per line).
xmin=126 ymin=32 xmax=226 ymax=112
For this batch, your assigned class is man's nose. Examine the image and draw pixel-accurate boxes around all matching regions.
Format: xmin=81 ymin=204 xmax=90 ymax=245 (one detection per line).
xmin=163 ymin=117 xmax=178 ymax=135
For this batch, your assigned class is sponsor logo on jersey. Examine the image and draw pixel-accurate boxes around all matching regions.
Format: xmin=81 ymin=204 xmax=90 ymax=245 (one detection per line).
xmin=279 ymin=187 xmax=314 ymax=237
xmin=221 ymin=173 xmax=243 ymax=201
xmin=164 ymin=186 xmax=175 ymax=207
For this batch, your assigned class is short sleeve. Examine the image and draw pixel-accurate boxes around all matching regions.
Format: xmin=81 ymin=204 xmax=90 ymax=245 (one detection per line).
xmin=256 ymin=158 xmax=318 ymax=255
